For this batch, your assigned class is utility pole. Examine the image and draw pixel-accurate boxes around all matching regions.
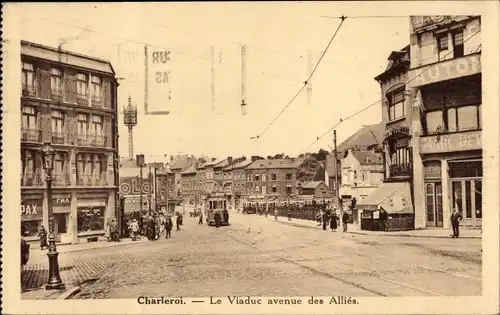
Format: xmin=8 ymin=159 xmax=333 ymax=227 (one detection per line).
xmin=333 ymin=130 xmax=343 ymax=233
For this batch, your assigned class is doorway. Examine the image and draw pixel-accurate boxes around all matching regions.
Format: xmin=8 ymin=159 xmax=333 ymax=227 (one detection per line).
xmin=451 ymin=179 xmax=482 ymax=226
xmin=425 ymin=182 xmax=443 ymax=227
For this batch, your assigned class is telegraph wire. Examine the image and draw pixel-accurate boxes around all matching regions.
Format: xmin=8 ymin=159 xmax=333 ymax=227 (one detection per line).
xmin=301 ymin=28 xmax=481 ymax=154
xmin=37 ymin=17 xmax=208 ymax=60
xmin=252 ymin=15 xmax=347 ymax=144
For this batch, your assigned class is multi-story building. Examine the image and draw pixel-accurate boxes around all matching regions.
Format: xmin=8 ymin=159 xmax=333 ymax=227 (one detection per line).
xmin=245 ymin=158 xmax=300 ymax=205
xmin=155 ymin=167 xmax=177 ymax=212
xmin=408 ymin=15 xmax=482 ymax=229
xmin=222 ymin=158 xmax=253 ymax=210
xmin=20 ymin=41 xmax=119 ymax=245
xmin=180 ymin=166 xmax=197 ymax=206
xmin=169 ymin=155 xmax=196 ymax=198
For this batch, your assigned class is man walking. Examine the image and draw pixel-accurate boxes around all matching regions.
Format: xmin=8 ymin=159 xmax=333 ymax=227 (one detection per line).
xmin=165 ymin=215 xmax=173 ymax=239
xmin=198 ymin=211 xmax=204 ymax=225
xmin=451 ymin=208 xmax=463 ymax=238
xmin=342 ymin=211 xmax=349 ymax=232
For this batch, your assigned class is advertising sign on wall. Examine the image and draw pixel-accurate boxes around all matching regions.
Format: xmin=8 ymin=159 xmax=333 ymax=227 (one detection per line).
xmin=119 ymin=176 xmax=152 ymax=195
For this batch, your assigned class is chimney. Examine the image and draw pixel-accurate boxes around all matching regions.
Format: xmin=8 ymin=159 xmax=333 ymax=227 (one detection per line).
xmin=170 ymin=156 xmax=173 ymax=162
xmin=227 ymin=156 xmax=233 ymax=164
xmin=212 ymin=157 xmax=217 ymax=162
xmin=251 ymin=156 xmax=260 ymax=162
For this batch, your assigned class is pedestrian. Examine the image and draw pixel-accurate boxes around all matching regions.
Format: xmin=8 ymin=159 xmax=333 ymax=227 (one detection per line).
xmin=274 ymin=208 xmax=279 ymax=220
xmin=322 ymin=211 xmax=327 ymax=231
xmin=38 ymin=226 xmax=48 ymax=250
xmin=214 ymin=211 xmax=221 ymax=228
xmin=223 ymin=209 xmax=229 ymax=225
xmin=104 ymin=221 xmax=111 ymax=241
xmin=288 ymin=209 xmax=292 ymax=221
xmin=129 ymin=219 xmax=139 ymax=241
xmin=342 ymin=211 xmax=349 ymax=232
xmin=316 ymin=211 xmax=323 ymax=226
xmin=330 ymin=212 xmax=337 ymax=231
xmin=111 ymin=218 xmax=120 ymax=242
xmin=147 ymin=216 xmax=155 ymax=240
xmin=176 ymin=214 xmax=182 ymax=231
xmin=451 ymin=208 xmax=463 ymax=238
xmin=198 ymin=211 xmax=204 ymax=225
xmin=165 ymin=215 xmax=173 ymax=239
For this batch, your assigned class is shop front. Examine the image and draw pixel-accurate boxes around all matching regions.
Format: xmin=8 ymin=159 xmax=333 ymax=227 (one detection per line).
xmin=357 ymin=182 xmax=414 ymax=231
xmin=21 ymin=194 xmax=44 ymax=240
xmin=76 ymin=199 xmax=107 ymax=242
xmin=52 ymin=195 xmax=72 ymax=243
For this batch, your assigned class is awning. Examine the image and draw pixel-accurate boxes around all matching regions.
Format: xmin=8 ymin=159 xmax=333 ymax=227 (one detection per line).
xmin=357 ymin=182 xmax=413 ymax=214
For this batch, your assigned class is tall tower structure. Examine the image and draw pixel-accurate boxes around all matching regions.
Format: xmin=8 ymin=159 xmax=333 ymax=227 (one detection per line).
xmin=307 ymin=50 xmax=313 ymax=106
xmin=241 ymin=45 xmax=247 ymax=115
xmin=123 ymin=95 xmax=138 ymax=160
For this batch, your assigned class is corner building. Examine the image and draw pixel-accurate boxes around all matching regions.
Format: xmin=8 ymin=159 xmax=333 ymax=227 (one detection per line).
xmin=408 ymin=16 xmax=482 ymax=229
xmin=20 ymin=41 xmax=119 ymax=245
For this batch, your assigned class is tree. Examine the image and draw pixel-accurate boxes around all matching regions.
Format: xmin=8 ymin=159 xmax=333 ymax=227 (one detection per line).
xmin=296 ymin=156 xmax=320 ymax=183
xmin=316 ymin=149 xmax=329 ymax=161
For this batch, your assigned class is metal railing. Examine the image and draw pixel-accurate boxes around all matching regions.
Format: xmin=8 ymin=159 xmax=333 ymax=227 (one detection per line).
xmin=91 ymin=95 xmax=102 ymax=107
xmin=77 ymin=174 xmax=108 ymax=187
xmin=51 ymin=89 xmax=62 ymax=101
xmin=389 ymin=163 xmax=412 ymax=177
xmin=53 ymin=173 xmax=71 ymax=187
xmin=77 ymin=133 xmax=107 ymax=147
xmin=77 ymin=93 xmax=88 ymax=105
xmin=21 ymin=170 xmax=44 ymax=187
xmin=22 ymin=86 xmax=36 ymax=97
xmin=51 ymin=131 xmax=65 ymax=144
xmin=21 ymin=128 xmax=42 ymax=142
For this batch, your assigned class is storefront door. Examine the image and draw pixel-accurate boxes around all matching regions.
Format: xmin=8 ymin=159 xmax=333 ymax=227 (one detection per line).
xmin=451 ymin=179 xmax=482 ymax=226
xmin=425 ymin=182 xmax=443 ymax=227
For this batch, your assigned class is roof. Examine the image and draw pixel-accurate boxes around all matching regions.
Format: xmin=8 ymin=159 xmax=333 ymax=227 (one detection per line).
xmin=169 ymin=157 xmax=194 ymax=171
xmin=302 ymin=181 xmax=325 ymax=189
xmin=21 ymin=40 xmax=115 ymax=75
xmin=119 ymin=167 xmax=149 ymax=179
xmin=374 ymin=45 xmax=411 ymax=81
xmin=337 ymin=122 xmax=385 ymax=153
xmin=356 ymin=182 xmax=414 ymax=214
xmin=181 ymin=166 xmax=197 ymax=175
xmin=246 ymin=158 xmax=299 ymax=170
xmin=224 ymin=159 xmax=253 ymax=171
xmin=351 ymin=151 xmax=383 ymax=165
xmin=120 ymin=158 xmax=137 ymax=169
xmin=203 ymin=158 xmax=224 ymax=167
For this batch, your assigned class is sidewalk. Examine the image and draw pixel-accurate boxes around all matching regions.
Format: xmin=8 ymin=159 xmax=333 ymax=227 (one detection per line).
xmin=272 ymin=216 xmax=481 ymax=239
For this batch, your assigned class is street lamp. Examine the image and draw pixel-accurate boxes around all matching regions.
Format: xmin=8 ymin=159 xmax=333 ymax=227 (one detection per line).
xmin=41 ymin=142 xmax=65 ymax=290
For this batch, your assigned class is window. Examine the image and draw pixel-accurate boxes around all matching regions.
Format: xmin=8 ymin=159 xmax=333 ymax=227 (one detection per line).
xmin=286 ymin=173 xmax=292 ymax=180
xmin=425 ymin=111 xmax=443 ymax=134
xmin=78 ymin=113 xmax=89 ymax=136
xmin=286 ymin=186 xmax=292 ymax=194
xmin=91 ymin=115 xmax=103 ymax=137
xmin=22 ymin=106 xmax=37 ymax=129
xmin=51 ymin=110 xmax=65 ymax=143
xmin=21 ymin=62 xmax=35 ymax=95
xmin=388 ymin=90 xmax=405 ymax=120
xmin=272 ymin=186 xmax=277 ymax=193
xmin=262 ymin=174 xmax=266 ymax=182
xmin=50 ymin=68 xmax=62 ymax=96
xmin=354 ymin=171 xmax=357 ymax=180
xmin=77 ymin=207 xmax=105 ymax=232
xmin=453 ymin=32 xmax=464 ymax=58
xmin=362 ymin=173 xmax=365 ymax=181
xmin=271 ymin=174 xmax=277 ymax=181
xmin=76 ymin=153 xmax=86 ymax=184
xmin=254 ymin=174 xmax=260 ymax=181
xmin=91 ymin=76 xmax=101 ymax=103
xmin=77 ymin=73 xmax=88 ymax=100
xmin=390 ymin=147 xmax=411 ymax=166
xmin=437 ymin=35 xmax=448 ymax=51
xmin=255 ymin=186 xmax=260 ymax=193
xmin=54 ymin=152 xmax=68 ymax=185
xmin=262 ymin=186 xmax=266 ymax=195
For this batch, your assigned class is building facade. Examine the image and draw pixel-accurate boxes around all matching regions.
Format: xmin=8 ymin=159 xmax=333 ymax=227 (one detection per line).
xmin=21 ymin=41 xmax=119 ymax=245
xmin=222 ymin=158 xmax=252 ymax=210
xmin=245 ymin=158 xmax=299 ymax=205
xmin=181 ymin=166 xmax=197 ymax=206
xmin=408 ymin=15 xmax=482 ymax=229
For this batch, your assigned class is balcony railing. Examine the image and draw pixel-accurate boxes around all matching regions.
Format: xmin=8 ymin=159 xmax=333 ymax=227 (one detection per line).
xmin=389 ymin=163 xmax=413 ymax=178
xmin=22 ymin=86 xmax=36 ymax=97
xmin=77 ymin=93 xmax=89 ymax=105
xmin=51 ymin=131 xmax=66 ymax=144
xmin=21 ymin=128 xmax=42 ymax=142
xmin=77 ymin=133 xmax=107 ymax=147
xmin=91 ymin=96 xmax=102 ymax=107
xmin=53 ymin=173 xmax=71 ymax=187
xmin=21 ymin=170 xmax=44 ymax=187
xmin=51 ymin=89 xmax=63 ymax=101
xmin=77 ymin=174 xmax=108 ymax=187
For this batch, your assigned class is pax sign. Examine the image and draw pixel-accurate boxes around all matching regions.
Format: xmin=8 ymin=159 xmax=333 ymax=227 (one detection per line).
xmin=21 ymin=199 xmax=43 ymax=220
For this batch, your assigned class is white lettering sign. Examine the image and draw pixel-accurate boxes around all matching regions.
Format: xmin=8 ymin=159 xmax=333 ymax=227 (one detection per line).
xmin=21 ymin=204 xmax=38 ymax=216
xmin=420 ymin=131 xmax=482 ymax=154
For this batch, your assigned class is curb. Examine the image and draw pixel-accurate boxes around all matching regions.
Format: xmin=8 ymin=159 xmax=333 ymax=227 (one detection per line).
xmin=57 ymin=286 xmax=81 ymax=300
xmin=275 ymin=220 xmax=481 ymax=239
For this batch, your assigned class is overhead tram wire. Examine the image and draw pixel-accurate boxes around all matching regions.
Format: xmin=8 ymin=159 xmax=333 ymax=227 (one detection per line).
xmin=37 ymin=17 xmax=208 ymax=60
xmin=252 ymin=15 xmax=347 ymax=144
xmin=301 ymin=28 xmax=481 ymax=154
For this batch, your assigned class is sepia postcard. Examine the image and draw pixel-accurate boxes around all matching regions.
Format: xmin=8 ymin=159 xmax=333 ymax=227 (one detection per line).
xmin=2 ymin=1 xmax=499 ymax=314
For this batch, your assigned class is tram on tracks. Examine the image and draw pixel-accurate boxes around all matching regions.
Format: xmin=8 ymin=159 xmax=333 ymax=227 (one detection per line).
xmin=205 ymin=195 xmax=229 ymax=226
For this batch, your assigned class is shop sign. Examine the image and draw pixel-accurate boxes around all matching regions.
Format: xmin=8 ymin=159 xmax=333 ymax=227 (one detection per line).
xmin=423 ymin=161 xmax=441 ymax=178
xmin=119 ymin=177 xmax=152 ymax=195
xmin=78 ymin=201 xmax=106 ymax=209
xmin=420 ymin=130 xmax=482 ymax=154
xmin=410 ymin=16 xmax=461 ymax=32
xmin=21 ymin=199 xmax=43 ymax=220
xmin=53 ymin=198 xmax=71 ymax=206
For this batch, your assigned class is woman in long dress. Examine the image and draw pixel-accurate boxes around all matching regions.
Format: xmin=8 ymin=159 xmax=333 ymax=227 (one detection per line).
xmin=38 ymin=226 xmax=48 ymax=250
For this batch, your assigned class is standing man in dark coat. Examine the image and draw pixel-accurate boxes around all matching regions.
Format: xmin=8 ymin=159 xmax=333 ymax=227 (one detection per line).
xmin=223 ymin=209 xmax=229 ymax=225
xmin=214 ymin=211 xmax=221 ymax=228
xmin=451 ymin=208 xmax=463 ymax=238
xmin=165 ymin=216 xmax=173 ymax=239
xmin=176 ymin=214 xmax=182 ymax=231
xmin=330 ymin=212 xmax=337 ymax=231
xmin=342 ymin=211 xmax=349 ymax=232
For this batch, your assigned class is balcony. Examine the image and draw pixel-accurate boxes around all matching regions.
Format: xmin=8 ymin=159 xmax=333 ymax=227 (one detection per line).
xmin=407 ymin=53 xmax=481 ymax=88
xmin=53 ymin=173 xmax=71 ymax=187
xmin=21 ymin=128 xmax=42 ymax=143
xmin=77 ymin=93 xmax=89 ymax=106
xmin=22 ymin=86 xmax=36 ymax=97
xmin=77 ymin=133 xmax=107 ymax=147
xmin=51 ymin=89 xmax=63 ymax=102
xmin=419 ymin=130 xmax=482 ymax=154
xmin=21 ymin=170 xmax=44 ymax=187
xmin=51 ymin=132 xmax=66 ymax=145
xmin=389 ymin=163 xmax=413 ymax=178
xmin=77 ymin=174 xmax=108 ymax=187
xmin=91 ymin=96 xmax=102 ymax=107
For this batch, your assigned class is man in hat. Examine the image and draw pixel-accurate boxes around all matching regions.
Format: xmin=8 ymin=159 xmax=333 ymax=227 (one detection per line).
xmin=451 ymin=208 xmax=463 ymax=238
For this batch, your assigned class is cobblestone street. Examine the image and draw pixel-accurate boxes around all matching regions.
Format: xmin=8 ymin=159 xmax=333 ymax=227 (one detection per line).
xmin=29 ymin=212 xmax=479 ymax=299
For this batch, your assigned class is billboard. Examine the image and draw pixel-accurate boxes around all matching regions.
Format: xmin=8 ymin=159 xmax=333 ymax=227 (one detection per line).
xmin=119 ymin=176 xmax=152 ymax=195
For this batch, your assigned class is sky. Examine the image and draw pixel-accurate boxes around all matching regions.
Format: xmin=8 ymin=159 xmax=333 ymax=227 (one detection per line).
xmin=16 ymin=2 xmax=411 ymax=159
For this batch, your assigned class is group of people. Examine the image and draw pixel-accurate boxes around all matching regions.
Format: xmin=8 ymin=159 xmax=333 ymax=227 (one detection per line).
xmin=213 ymin=209 xmax=229 ymax=228
xmin=124 ymin=212 xmax=184 ymax=241
xmin=105 ymin=218 xmax=120 ymax=242
xmin=316 ymin=209 xmax=350 ymax=232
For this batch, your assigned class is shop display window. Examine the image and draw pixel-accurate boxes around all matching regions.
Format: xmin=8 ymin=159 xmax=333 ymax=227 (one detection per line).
xmin=77 ymin=207 xmax=105 ymax=232
xmin=22 ymin=220 xmax=42 ymax=237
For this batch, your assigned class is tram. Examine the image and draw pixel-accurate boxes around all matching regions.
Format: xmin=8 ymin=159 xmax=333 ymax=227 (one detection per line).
xmin=205 ymin=196 xmax=229 ymax=226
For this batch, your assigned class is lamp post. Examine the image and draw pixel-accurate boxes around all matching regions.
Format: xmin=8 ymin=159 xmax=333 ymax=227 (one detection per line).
xmin=41 ymin=142 xmax=65 ymax=290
